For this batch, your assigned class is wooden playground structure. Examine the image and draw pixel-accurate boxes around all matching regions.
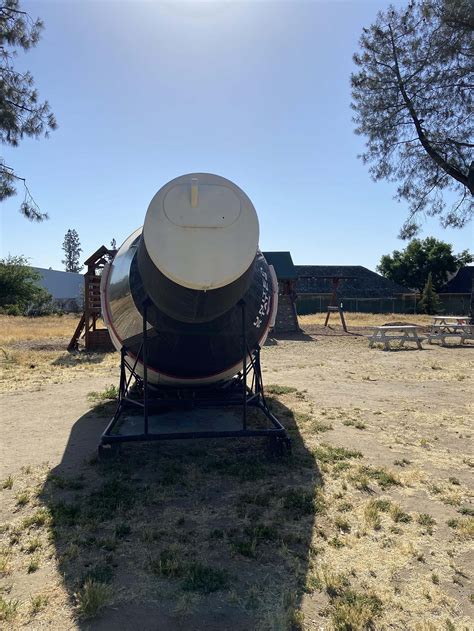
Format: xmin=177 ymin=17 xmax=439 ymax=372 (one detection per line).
xmin=68 ymin=245 xmax=116 ymax=352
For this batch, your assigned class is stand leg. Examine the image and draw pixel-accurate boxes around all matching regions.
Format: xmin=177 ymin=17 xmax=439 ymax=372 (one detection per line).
xmin=254 ymin=347 xmax=261 ymax=395
xmin=142 ymin=300 xmax=149 ymax=436
xmin=119 ymin=347 xmax=126 ymax=398
xmin=241 ymin=300 xmax=247 ymax=431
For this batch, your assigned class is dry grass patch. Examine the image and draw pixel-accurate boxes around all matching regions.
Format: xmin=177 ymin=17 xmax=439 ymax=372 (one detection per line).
xmin=299 ymin=312 xmax=432 ymax=328
xmin=1 ymin=317 xmax=473 ymax=628
xmin=0 ymin=314 xmax=118 ymax=393
xmin=0 ymin=314 xmax=79 ymax=345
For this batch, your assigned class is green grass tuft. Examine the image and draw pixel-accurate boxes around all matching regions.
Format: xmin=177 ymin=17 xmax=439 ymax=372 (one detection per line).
xmin=24 ymin=537 xmax=42 ymax=554
xmin=30 ymin=594 xmax=49 ymax=615
xmin=312 ymin=420 xmax=334 ymax=432
xmin=229 ymin=522 xmax=279 ymax=558
xmin=264 ymin=385 xmax=297 ymax=395
xmin=27 ymin=554 xmax=40 ymax=573
xmin=50 ymin=501 xmax=81 ymax=527
xmin=1 ymin=475 xmax=13 ymax=490
xmin=0 ymin=596 xmax=19 ymax=622
xmin=76 ymin=579 xmax=112 ymax=619
xmin=313 ymin=444 xmax=362 ymax=464
xmin=331 ymin=590 xmax=383 ymax=630
xmin=281 ymin=488 xmax=325 ymax=519
xmin=371 ymin=498 xmax=391 ymax=512
xmin=342 ymin=419 xmax=366 ymax=430
xmin=182 ymin=562 xmax=229 ymax=594
xmin=15 ymin=490 xmax=30 ymax=507
xmin=358 ymin=466 xmax=401 ymax=489
xmin=47 ymin=473 xmax=84 ymax=490
xmin=418 ymin=513 xmax=436 ymax=533
xmin=149 ymin=549 xmax=186 ymax=579
xmin=22 ymin=508 xmax=51 ymax=530
xmin=334 ymin=516 xmax=351 ymax=533
xmin=85 ymin=478 xmax=135 ymax=521
xmin=364 ymin=502 xmax=382 ymax=530
xmin=390 ymin=505 xmax=412 ymax=524
xmin=82 ymin=563 xmax=114 ymax=586
xmin=87 ymin=384 xmax=119 ymax=402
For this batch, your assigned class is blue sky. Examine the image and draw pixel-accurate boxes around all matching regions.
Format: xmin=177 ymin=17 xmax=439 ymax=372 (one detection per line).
xmin=1 ymin=0 xmax=472 ymax=271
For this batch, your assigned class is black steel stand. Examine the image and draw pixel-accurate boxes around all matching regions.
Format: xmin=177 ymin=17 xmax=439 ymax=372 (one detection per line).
xmin=99 ymin=300 xmax=291 ymax=458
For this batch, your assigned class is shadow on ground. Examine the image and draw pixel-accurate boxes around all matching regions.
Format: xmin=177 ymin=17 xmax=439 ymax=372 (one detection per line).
xmin=51 ymin=352 xmax=108 ymax=367
xmin=39 ymin=395 xmax=322 ymax=630
xmin=300 ymin=324 xmax=365 ymax=337
xmin=265 ymin=331 xmax=316 ymax=344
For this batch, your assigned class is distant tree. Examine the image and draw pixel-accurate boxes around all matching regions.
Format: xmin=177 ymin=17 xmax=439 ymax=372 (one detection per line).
xmin=419 ymin=272 xmax=441 ymax=314
xmin=351 ymin=0 xmax=473 ymax=238
xmin=62 ymin=229 xmax=83 ymax=273
xmin=0 ymin=0 xmax=57 ymax=220
xmin=110 ymin=238 xmax=117 ymax=250
xmin=0 ymin=254 xmax=52 ymax=314
xmin=377 ymin=237 xmax=472 ymax=291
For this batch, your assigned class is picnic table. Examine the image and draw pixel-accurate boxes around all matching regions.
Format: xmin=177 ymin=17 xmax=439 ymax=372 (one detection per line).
xmin=431 ymin=316 xmax=470 ymax=328
xmin=368 ymin=325 xmax=423 ymax=350
xmin=428 ymin=319 xmax=473 ymax=345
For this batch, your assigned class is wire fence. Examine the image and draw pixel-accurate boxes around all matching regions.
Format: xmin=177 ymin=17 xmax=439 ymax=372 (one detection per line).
xmin=296 ymin=294 xmax=471 ymax=316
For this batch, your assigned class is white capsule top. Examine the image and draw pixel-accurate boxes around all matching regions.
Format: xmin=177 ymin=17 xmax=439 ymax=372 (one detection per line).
xmin=143 ymin=173 xmax=259 ymax=290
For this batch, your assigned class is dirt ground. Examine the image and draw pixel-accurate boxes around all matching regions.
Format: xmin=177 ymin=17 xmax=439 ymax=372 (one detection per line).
xmin=0 ymin=314 xmax=473 ymax=630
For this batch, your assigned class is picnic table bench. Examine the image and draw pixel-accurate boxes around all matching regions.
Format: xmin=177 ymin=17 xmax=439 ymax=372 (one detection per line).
xmin=431 ymin=316 xmax=470 ymax=327
xmin=428 ymin=321 xmax=473 ymax=345
xmin=368 ymin=325 xmax=423 ymax=350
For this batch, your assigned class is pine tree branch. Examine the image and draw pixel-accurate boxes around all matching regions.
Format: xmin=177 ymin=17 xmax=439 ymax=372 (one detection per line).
xmin=387 ymin=23 xmax=473 ymax=195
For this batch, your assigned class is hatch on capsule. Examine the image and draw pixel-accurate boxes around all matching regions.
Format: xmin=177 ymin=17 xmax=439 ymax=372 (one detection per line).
xmin=164 ymin=183 xmax=241 ymax=228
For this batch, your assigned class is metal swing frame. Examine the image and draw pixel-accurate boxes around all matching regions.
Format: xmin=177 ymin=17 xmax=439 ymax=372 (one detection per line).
xmin=99 ymin=300 xmax=291 ymax=456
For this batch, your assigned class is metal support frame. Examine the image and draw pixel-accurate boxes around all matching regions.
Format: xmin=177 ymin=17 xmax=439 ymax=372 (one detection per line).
xmin=99 ymin=300 xmax=291 ymax=457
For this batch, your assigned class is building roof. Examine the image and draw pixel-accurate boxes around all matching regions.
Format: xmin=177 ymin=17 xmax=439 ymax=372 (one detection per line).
xmin=295 ymin=265 xmax=412 ymax=298
xmin=84 ymin=245 xmax=115 ymax=266
xmin=262 ymin=251 xmax=298 ymax=280
xmin=439 ymin=265 xmax=473 ymax=294
xmin=33 ymin=267 xmax=83 ymax=300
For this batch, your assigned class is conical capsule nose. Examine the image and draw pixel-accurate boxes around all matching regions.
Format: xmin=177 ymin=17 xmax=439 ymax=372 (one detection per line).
xmin=141 ymin=173 xmax=259 ymax=291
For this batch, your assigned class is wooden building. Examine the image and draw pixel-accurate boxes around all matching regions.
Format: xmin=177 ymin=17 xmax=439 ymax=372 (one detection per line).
xmin=438 ymin=265 xmax=474 ymax=318
xmin=295 ymin=265 xmax=414 ymax=314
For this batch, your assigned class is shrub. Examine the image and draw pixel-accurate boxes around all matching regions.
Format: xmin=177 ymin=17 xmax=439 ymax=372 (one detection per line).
xmin=0 ymin=255 xmax=54 ymax=316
